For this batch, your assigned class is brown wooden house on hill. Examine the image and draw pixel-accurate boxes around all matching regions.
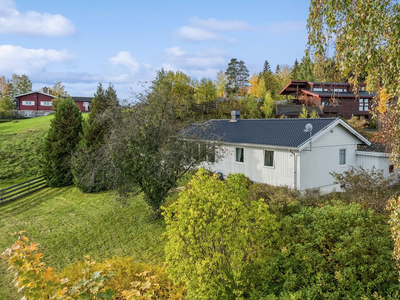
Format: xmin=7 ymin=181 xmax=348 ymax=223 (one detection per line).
xmin=14 ymin=91 xmax=93 ymax=118
xmin=278 ymin=81 xmax=375 ymax=119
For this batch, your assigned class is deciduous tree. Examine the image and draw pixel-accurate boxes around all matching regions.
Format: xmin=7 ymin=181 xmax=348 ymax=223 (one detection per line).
xmin=9 ymin=74 xmax=32 ymax=98
xmin=215 ymin=70 xmax=227 ymax=98
xmin=104 ymin=71 xmax=219 ymax=218
xmin=307 ymin=0 xmax=400 ymax=163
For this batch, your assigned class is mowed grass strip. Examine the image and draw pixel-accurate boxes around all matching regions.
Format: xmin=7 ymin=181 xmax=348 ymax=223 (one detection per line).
xmin=0 ymin=186 xmax=165 ymax=299
xmin=0 ymin=115 xmax=54 ymax=135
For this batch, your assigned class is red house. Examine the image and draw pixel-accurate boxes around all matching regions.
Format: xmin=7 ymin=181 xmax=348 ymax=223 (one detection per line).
xmin=14 ymin=92 xmax=93 ymax=117
xmin=278 ymin=81 xmax=375 ymax=120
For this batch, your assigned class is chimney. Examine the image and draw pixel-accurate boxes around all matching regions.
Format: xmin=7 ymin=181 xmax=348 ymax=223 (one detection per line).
xmin=230 ymin=110 xmax=240 ymax=122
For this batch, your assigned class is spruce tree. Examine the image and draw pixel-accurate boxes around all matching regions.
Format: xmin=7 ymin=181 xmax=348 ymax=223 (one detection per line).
xmin=291 ymin=59 xmax=300 ymax=80
xmin=71 ymin=83 xmax=119 ymax=193
xmin=42 ymin=98 xmax=83 ymax=187
xmin=263 ymin=60 xmax=272 ymax=73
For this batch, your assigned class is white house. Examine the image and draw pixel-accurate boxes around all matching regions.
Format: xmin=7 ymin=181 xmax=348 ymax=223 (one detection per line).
xmin=189 ymin=112 xmax=395 ymax=192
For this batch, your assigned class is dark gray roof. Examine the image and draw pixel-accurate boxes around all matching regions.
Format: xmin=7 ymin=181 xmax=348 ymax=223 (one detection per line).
xmin=276 ymin=105 xmax=323 ymax=116
xmin=71 ymin=96 xmax=93 ymax=102
xmin=184 ymin=118 xmax=340 ymax=148
xmin=304 ymin=90 xmax=376 ymax=98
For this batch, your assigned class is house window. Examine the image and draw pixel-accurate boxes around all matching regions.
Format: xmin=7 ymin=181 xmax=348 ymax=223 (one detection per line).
xmin=333 ymin=88 xmax=343 ymax=92
xmin=359 ymin=99 xmax=369 ymax=111
xmin=339 ymin=149 xmax=346 ymax=165
xmin=389 ymin=165 xmax=394 ymax=174
xmin=40 ymin=101 xmax=52 ymax=106
xmin=236 ymin=148 xmax=244 ymax=163
xmin=83 ymin=102 xmax=90 ymax=111
xmin=313 ymin=87 xmax=323 ymax=92
xmin=264 ymin=150 xmax=274 ymax=167
xmin=22 ymin=101 xmax=34 ymax=106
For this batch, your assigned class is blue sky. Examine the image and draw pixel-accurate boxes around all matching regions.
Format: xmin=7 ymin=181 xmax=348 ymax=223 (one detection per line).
xmin=0 ymin=0 xmax=310 ymax=99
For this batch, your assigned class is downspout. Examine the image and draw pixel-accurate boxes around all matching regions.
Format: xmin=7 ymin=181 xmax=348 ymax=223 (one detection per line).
xmin=290 ymin=150 xmax=297 ymax=190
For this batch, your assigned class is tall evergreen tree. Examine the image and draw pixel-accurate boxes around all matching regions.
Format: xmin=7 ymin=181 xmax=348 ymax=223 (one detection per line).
xmin=225 ymin=58 xmax=249 ymax=94
xmin=291 ymin=59 xmax=300 ymax=80
xmin=42 ymin=98 xmax=83 ymax=187
xmin=71 ymin=83 xmax=119 ymax=192
xmin=275 ymin=64 xmax=281 ymax=74
xmin=298 ymin=54 xmax=316 ymax=82
xmin=263 ymin=60 xmax=272 ymax=73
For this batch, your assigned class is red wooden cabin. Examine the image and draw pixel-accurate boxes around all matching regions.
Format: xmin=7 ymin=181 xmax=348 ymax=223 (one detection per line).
xmin=14 ymin=92 xmax=93 ymax=117
xmin=278 ymin=81 xmax=375 ymax=120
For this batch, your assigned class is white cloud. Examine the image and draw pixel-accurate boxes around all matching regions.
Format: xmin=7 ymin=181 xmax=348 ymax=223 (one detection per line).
xmin=0 ymin=0 xmax=76 ymax=36
xmin=189 ymin=17 xmax=252 ymax=32
xmin=176 ymin=26 xmax=223 ymax=42
xmin=0 ymin=45 xmax=75 ymax=74
xmin=109 ymin=51 xmax=142 ymax=75
xmin=263 ymin=21 xmax=305 ymax=34
xmin=162 ymin=46 xmax=228 ymax=78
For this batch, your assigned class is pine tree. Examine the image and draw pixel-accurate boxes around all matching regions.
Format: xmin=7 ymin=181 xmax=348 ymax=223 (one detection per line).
xmin=275 ymin=64 xmax=281 ymax=74
xmin=298 ymin=54 xmax=316 ymax=82
xmin=71 ymin=83 xmax=119 ymax=192
xmin=225 ymin=58 xmax=249 ymax=94
xmin=263 ymin=60 xmax=272 ymax=73
xmin=291 ymin=59 xmax=300 ymax=80
xmin=42 ymin=98 xmax=83 ymax=187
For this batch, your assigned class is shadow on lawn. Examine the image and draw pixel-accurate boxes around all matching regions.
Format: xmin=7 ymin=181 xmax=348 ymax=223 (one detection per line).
xmin=0 ymin=186 xmax=74 ymax=215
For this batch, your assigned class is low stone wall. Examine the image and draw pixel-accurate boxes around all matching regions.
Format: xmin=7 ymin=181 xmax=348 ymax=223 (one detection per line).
xmin=16 ymin=110 xmax=54 ymax=118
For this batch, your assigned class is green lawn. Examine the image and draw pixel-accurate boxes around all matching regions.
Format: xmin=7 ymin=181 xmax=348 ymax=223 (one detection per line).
xmin=0 ymin=186 xmax=165 ymax=300
xmin=0 ymin=115 xmax=54 ymax=135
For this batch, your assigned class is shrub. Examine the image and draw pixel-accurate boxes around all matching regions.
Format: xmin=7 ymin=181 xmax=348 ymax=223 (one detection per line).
xmin=60 ymin=256 xmax=186 ymax=299
xmin=331 ymin=166 xmax=395 ymax=212
xmin=164 ymin=168 xmax=279 ymax=299
xmin=347 ymin=116 xmax=367 ymax=133
xmin=253 ymin=203 xmax=399 ymax=299
xmin=42 ymin=97 xmax=83 ymax=187
xmin=248 ymin=183 xmax=301 ymax=218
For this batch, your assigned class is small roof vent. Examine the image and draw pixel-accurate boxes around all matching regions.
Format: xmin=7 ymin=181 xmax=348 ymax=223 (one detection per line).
xmin=230 ymin=110 xmax=240 ymax=122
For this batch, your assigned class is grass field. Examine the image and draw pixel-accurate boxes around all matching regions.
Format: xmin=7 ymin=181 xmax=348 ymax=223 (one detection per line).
xmin=0 ymin=114 xmax=168 ymax=299
xmin=0 ymin=115 xmax=54 ymax=136
xmin=0 ymin=186 xmax=165 ymax=299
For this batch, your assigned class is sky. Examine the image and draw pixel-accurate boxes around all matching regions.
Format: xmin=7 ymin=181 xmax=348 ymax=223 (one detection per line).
xmin=0 ymin=0 xmax=311 ymax=100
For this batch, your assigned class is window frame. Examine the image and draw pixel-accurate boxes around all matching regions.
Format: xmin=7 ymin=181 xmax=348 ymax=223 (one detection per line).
xmin=339 ymin=148 xmax=347 ymax=166
xmin=264 ymin=150 xmax=274 ymax=168
xmin=22 ymin=101 xmax=34 ymax=106
xmin=40 ymin=101 xmax=52 ymax=106
xmin=235 ymin=147 xmax=244 ymax=163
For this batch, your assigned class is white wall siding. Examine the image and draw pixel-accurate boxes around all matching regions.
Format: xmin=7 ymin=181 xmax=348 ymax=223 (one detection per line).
xmin=207 ymin=145 xmax=297 ymax=188
xmin=299 ymin=125 xmax=364 ymax=192
xmin=356 ymin=151 xmax=393 ymax=178
xmin=312 ymin=124 xmax=362 ymax=148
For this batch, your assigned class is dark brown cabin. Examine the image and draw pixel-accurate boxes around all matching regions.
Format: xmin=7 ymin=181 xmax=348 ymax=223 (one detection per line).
xmin=278 ymin=81 xmax=375 ymax=120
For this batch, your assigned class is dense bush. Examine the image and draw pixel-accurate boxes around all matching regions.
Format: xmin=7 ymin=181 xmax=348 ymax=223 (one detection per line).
xmin=248 ymin=184 xmax=302 ymax=218
xmin=42 ymin=98 xmax=83 ymax=187
xmin=331 ymin=166 xmax=395 ymax=212
xmin=164 ymin=169 xmax=279 ymax=299
xmin=61 ymin=256 xmax=186 ymax=299
xmin=252 ymin=203 xmax=399 ymax=299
